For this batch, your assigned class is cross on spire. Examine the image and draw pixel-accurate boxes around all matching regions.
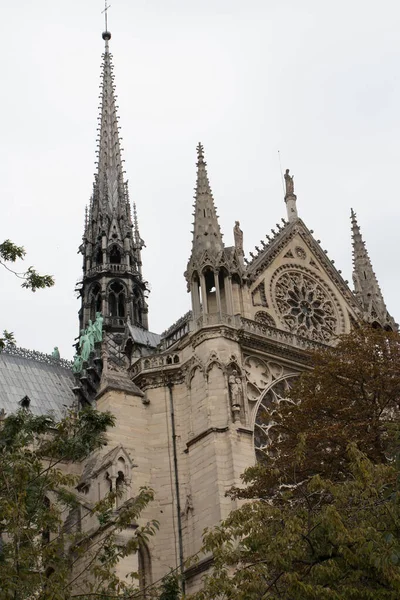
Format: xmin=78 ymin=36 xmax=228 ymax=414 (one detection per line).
xmin=102 ymin=1 xmax=111 ymax=32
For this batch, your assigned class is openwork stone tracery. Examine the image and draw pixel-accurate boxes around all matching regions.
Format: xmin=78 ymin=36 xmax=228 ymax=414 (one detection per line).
xmin=253 ymin=376 xmax=297 ymax=461
xmin=272 ymin=268 xmax=341 ymax=341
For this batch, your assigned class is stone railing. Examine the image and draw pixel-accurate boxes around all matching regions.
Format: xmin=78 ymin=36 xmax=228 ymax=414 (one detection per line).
xmin=2 ymin=345 xmax=72 ymax=370
xmin=238 ymin=317 xmax=326 ymax=351
xmin=130 ymin=352 xmax=181 ymax=376
xmin=160 ymin=311 xmax=192 ymax=349
xmin=86 ymin=263 xmax=138 ymax=277
xmin=103 ymin=316 xmax=127 ymax=330
xmin=132 ymin=313 xmax=325 ymax=376
xmin=195 ymin=313 xmax=240 ymax=329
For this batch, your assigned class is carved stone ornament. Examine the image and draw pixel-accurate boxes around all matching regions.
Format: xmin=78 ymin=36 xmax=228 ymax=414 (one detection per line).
xmin=295 ymin=246 xmax=306 ymax=260
xmin=272 ymin=268 xmax=341 ymax=341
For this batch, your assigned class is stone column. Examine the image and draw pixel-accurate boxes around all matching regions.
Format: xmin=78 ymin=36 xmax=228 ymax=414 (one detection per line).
xmin=200 ymin=274 xmax=208 ymax=315
xmin=191 ymin=280 xmax=201 ymax=318
xmin=225 ymin=275 xmax=234 ymax=315
xmin=214 ymin=270 xmax=222 ymax=316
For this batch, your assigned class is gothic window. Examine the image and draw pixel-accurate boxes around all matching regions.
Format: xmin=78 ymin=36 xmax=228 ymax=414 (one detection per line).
xmin=138 ymin=541 xmax=152 ymax=594
xmin=110 ymin=245 xmax=122 ymax=264
xmin=95 ymin=248 xmax=103 ymax=265
xmin=272 ymin=269 xmax=340 ymax=341
xmin=254 ymin=376 xmax=297 ymax=462
xmin=116 ymin=471 xmax=125 ymax=508
xmin=109 ymin=281 xmax=125 ymax=317
xmin=254 ymin=311 xmax=276 ymax=328
xmin=89 ymin=284 xmax=102 ymax=321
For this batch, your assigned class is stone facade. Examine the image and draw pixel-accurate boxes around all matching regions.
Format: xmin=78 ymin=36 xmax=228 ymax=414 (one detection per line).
xmin=65 ymin=30 xmax=398 ymax=595
xmin=1 ymin=28 xmax=396 ymax=597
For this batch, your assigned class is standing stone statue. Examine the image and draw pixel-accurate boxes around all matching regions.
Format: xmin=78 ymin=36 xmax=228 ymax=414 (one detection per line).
xmin=284 ymin=169 xmax=295 ymax=196
xmin=93 ymin=312 xmax=104 ymax=343
xmin=233 ymin=221 xmax=244 ymax=255
xmin=229 ymin=370 xmax=243 ymax=407
xmin=79 ymin=329 xmax=92 ymax=363
xmin=51 ymin=347 xmax=60 ymax=359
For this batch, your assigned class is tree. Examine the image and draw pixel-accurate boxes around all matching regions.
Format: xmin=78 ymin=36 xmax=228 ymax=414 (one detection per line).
xmin=0 ymin=239 xmax=54 ymax=292
xmin=239 ymin=324 xmax=400 ymax=502
xmin=191 ymin=325 xmax=400 ymax=599
xmin=0 ymin=239 xmax=55 ymax=350
xmin=0 ymin=406 xmax=158 ymax=599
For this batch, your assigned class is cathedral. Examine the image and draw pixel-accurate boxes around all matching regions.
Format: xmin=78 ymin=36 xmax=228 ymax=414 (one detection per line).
xmin=0 ymin=27 xmax=396 ymax=595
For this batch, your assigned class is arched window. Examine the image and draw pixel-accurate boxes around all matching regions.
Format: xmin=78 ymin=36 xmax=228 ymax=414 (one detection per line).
xmin=109 ymin=282 xmax=125 ymax=317
xmin=109 ymin=245 xmax=122 ymax=265
xmin=254 ymin=376 xmax=297 ymax=463
xmin=116 ymin=471 xmax=125 ymax=508
xmin=138 ymin=541 xmax=152 ymax=595
xmin=95 ymin=248 xmax=103 ymax=266
xmin=89 ymin=284 xmax=102 ymax=321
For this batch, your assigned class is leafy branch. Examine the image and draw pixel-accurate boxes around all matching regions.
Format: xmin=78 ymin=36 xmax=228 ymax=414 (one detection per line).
xmin=0 ymin=239 xmax=54 ymax=292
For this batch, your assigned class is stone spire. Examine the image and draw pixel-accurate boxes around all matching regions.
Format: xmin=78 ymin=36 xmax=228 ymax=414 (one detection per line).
xmin=185 ymin=144 xmax=244 ymax=321
xmin=191 ymin=143 xmax=224 ymax=259
xmin=96 ymin=30 xmax=126 ymax=216
xmin=78 ymin=31 xmax=149 ymax=336
xmin=284 ymin=168 xmax=298 ymax=222
xmin=351 ymin=209 xmax=395 ymax=330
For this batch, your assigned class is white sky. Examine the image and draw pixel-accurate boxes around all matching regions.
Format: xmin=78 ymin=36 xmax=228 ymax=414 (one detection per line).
xmin=2 ymin=0 xmax=399 ymax=360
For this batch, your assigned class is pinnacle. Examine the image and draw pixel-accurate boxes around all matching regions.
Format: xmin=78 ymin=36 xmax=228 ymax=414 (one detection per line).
xmin=350 ymin=209 xmax=393 ymax=328
xmin=197 ymin=142 xmax=205 ymax=164
xmin=189 ymin=143 xmax=224 ymax=261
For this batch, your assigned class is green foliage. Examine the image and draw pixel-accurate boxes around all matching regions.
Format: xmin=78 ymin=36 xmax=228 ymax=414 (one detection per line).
xmin=0 ymin=238 xmax=54 ymax=291
xmin=0 ymin=406 xmax=158 ymax=599
xmin=159 ymin=572 xmax=181 ymax=600
xmin=0 ymin=330 xmax=15 ymax=351
xmin=191 ymin=325 xmax=400 ymax=600
xmin=0 ymin=239 xmax=25 ymax=262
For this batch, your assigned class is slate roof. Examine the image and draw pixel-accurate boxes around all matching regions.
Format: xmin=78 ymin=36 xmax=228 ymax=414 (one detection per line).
xmin=0 ymin=347 xmax=75 ymax=418
xmin=127 ymin=324 xmax=160 ymax=348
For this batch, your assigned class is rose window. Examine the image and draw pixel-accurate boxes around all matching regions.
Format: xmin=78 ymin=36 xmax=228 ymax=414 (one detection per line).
xmin=273 ymin=270 xmax=338 ymax=341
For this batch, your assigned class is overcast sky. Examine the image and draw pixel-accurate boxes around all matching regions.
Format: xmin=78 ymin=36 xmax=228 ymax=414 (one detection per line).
xmin=2 ymin=0 xmax=399 ymax=359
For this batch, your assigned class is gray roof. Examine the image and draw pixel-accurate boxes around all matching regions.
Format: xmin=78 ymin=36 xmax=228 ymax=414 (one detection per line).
xmin=127 ymin=324 xmax=160 ymax=348
xmin=0 ymin=347 xmax=75 ymax=418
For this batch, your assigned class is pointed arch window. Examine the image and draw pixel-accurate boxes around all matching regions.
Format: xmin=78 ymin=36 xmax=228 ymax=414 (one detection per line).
xmin=109 ymin=281 xmax=125 ymax=317
xmin=90 ymin=284 xmax=102 ymax=321
xmin=96 ymin=248 xmax=103 ymax=266
xmin=110 ymin=245 xmax=122 ymax=265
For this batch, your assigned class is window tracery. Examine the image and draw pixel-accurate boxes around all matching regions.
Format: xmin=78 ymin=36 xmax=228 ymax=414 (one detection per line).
xmin=254 ymin=376 xmax=297 ymax=461
xmin=273 ymin=269 xmax=339 ymax=341
xmin=89 ymin=284 xmax=102 ymax=321
xmin=108 ymin=281 xmax=125 ymax=317
xmin=254 ymin=311 xmax=275 ymax=328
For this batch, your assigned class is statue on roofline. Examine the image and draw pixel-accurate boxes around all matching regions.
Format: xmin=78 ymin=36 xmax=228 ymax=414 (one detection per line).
xmin=51 ymin=347 xmax=60 ymax=359
xmin=79 ymin=329 xmax=92 ymax=363
xmin=233 ymin=221 xmax=244 ymax=255
xmin=72 ymin=354 xmax=84 ymax=374
xmin=284 ymin=168 xmax=295 ymax=197
xmin=93 ymin=312 xmax=104 ymax=343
